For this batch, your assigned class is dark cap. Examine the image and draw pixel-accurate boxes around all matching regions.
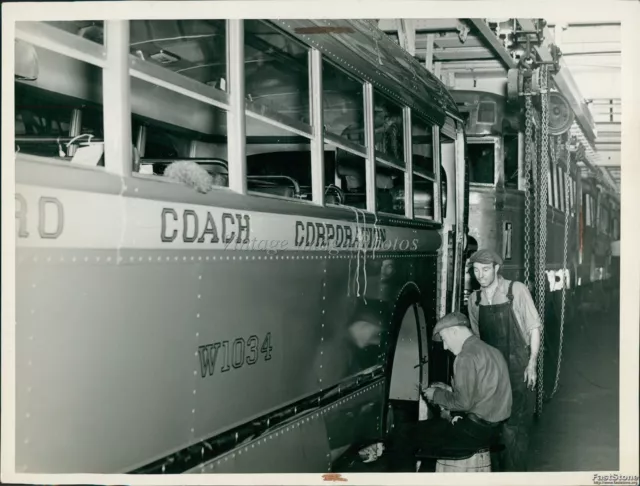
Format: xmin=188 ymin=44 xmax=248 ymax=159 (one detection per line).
xmin=432 ymin=312 xmax=471 ymax=342
xmin=469 ymin=249 xmax=503 ymax=266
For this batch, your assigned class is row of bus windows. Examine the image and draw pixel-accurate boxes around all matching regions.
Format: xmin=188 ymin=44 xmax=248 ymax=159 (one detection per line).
xmin=15 ymin=92 xmax=442 ymax=218
xmin=15 ymin=19 xmax=446 ymax=220
xmin=466 ymin=137 xmax=576 ymax=211
xmin=548 ymin=164 xmax=576 ymax=213
xmin=587 ymin=198 xmax=619 ymax=238
xmin=582 ymin=193 xmax=619 ymax=238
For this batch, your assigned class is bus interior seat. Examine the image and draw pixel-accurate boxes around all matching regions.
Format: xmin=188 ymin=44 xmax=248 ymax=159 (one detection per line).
xmin=250 ymin=183 xmax=296 ymax=199
xmin=248 ymin=175 xmax=300 ymax=199
xmin=199 ymin=159 xmax=229 ymax=187
xmin=414 ymin=188 xmax=434 ymax=219
xmin=325 ymin=193 xmax=340 ymax=205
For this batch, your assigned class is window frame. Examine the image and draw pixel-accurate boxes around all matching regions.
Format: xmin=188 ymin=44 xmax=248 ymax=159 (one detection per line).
xmin=16 ymin=19 xmax=453 ymax=224
xmin=466 ymin=136 xmax=499 ymax=187
xmin=409 ymin=116 xmax=441 ymax=222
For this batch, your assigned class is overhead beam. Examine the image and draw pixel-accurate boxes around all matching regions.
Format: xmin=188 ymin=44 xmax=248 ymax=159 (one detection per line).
xmin=431 ymin=48 xmax=496 ymax=62
xmin=434 ymin=59 xmax=505 ymax=72
xmin=379 ymin=18 xmax=461 ymax=33
xmin=433 ymin=36 xmax=484 ymax=49
xmin=547 ymin=22 xmax=621 ymax=28
xmin=465 ymin=19 xmax=517 ymax=69
xmin=424 ymin=33 xmax=435 ymax=71
xmin=561 ymin=50 xmax=621 ymax=56
xmin=397 ymin=19 xmax=416 ymax=56
xmin=518 ymin=19 xmax=597 ymax=143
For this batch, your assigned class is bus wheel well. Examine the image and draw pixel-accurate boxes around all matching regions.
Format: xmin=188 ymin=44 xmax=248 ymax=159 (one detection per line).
xmin=382 ymin=285 xmax=431 ymax=432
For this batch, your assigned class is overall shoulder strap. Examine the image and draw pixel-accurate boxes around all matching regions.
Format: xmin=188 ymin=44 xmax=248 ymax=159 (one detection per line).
xmin=475 ymin=289 xmax=482 ymax=306
xmin=507 ymin=281 xmax=515 ymax=302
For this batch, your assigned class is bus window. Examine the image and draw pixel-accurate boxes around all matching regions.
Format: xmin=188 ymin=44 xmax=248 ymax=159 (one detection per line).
xmin=412 ymin=118 xmax=434 ymax=176
xmin=246 ymin=118 xmax=311 ymax=200
xmin=585 ymin=194 xmax=592 ymax=227
xmin=15 ymin=85 xmax=73 ymax=158
xmin=503 ymin=134 xmax=519 ymax=189
xmin=333 ymin=145 xmax=367 ymax=209
xmin=556 ymin=166 xmax=562 ymax=210
xmin=130 ymin=20 xmax=227 ymax=91
xmin=246 ymin=150 xmax=338 ymax=203
xmin=547 ymin=164 xmax=558 ymax=207
xmin=556 ymin=167 xmax=563 ymax=211
xmin=376 ymin=162 xmax=404 ymax=215
xmin=412 ymin=116 xmax=437 ymax=220
xmin=128 ymin=20 xmax=229 ymax=186
xmin=245 ymin=20 xmax=310 ymax=125
xmin=438 ymin=131 xmax=455 ymax=221
xmin=243 ymin=20 xmax=313 ymax=201
xmin=323 ymin=61 xmax=364 ymax=142
xmin=322 ymin=60 xmax=368 ymax=210
xmin=130 ymin=76 xmax=229 ymax=180
xmin=15 ymin=32 xmax=105 ymax=165
xmin=373 ymin=92 xmax=404 ymax=165
xmin=567 ymin=175 xmax=573 ymax=210
xmin=467 ymin=143 xmax=494 ymax=184
xmin=136 ymin=121 xmax=229 ymax=187
xmin=413 ymin=178 xmax=435 ymax=220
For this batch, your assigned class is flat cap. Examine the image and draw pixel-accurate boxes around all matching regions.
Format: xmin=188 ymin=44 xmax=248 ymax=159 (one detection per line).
xmin=468 ymin=249 xmax=503 ymax=266
xmin=432 ymin=312 xmax=470 ymax=342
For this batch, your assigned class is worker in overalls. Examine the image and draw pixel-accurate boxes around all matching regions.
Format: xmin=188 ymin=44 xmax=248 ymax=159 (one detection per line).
xmin=466 ymin=249 xmax=542 ymax=472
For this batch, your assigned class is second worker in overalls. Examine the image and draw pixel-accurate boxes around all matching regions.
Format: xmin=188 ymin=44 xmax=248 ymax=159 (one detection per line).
xmin=467 ymin=249 xmax=542 ymax=472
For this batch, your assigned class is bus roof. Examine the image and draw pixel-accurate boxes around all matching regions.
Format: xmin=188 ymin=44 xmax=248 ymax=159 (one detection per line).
xmin=275 ymin=19 xmax=460 ymax=126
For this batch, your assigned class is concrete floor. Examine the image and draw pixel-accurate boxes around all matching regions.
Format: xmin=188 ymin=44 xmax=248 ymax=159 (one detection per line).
xmin=529 ymin=293 xmax=620 ymax=471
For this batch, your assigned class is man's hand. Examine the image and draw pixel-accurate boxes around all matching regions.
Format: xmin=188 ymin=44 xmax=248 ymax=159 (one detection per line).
xmin=524 ymin=361 xmax=537 ymax=390
xmin=431 ymin=382 xmax=452 ymax=392
xmin=440 ymin=407 xmax=452 ymax=421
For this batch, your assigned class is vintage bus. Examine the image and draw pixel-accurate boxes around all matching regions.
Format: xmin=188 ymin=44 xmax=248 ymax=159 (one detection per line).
xmin=13 ymin=19 xmax=469 ymax=473
xmin=449 ymin=89 xmax=610 ymax=299
xmin=449 ymin=89 xmax=620 ymax=397
xmin=578 ymin=174 xmax=619 ymax=284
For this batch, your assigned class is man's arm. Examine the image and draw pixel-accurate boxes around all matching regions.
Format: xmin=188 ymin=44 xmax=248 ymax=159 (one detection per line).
xmin=524 ymin=327 xmax=541 ymax=388
xmin=513 ymin=282 xmax=543 ymax=334
xmin=430 ymin=355 xmax=477 ymax=412
xmin=529 ymin=327 xmax=541 ymax=365
xmin=513 ymin=282 xmax=542 ymax=388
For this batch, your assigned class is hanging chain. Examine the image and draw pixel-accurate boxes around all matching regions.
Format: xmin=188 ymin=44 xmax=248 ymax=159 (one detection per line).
xmin=549 ymin=149 xmax=571 ymax=399
xmin=536 ymin=66 xmax=550 ymax=414
xmin=532 ymin=111 xmax=541 ymax=302
xmin=523 ymin=77 xmax=534 ymax=290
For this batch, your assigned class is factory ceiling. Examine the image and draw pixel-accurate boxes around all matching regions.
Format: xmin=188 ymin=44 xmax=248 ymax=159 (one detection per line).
xmin=378 ymin=18 xmax=621 ymax=193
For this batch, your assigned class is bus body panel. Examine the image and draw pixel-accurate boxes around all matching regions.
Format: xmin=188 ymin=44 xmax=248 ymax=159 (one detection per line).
xmin=15 ymin=156 xmax=442 ymax=473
